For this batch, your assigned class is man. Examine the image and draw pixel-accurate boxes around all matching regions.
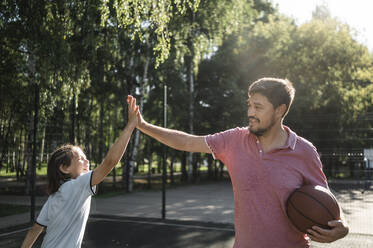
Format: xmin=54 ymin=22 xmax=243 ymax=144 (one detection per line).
xmin=129 ymin=77 xmax=349 ymax=247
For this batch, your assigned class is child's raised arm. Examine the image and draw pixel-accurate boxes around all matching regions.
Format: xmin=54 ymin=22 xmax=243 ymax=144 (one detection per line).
xmin=91 ymin=96 xmax=139 ymax=186
xmin=21 ymin=223 xmax=44 ymax=248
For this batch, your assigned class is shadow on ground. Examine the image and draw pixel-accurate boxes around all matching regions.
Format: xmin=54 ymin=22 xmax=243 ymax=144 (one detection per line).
xmin=1 ymin=214 xmax=372 ymax=248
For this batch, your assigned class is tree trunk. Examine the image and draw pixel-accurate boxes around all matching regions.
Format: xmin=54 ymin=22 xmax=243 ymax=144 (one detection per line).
xmin=186 ymin=61 xmax=195 ymax=181
xmin=98 ymin=101 xmax=104 ymax=164
xmin=30 ymin=80 xmax=39 ymax=221
xmin=16 ymin=129 xmax=24 ymax=181
xmin=0 ymin=118 xmax=3 ymax=141
xmin=181 ymin=152 xmax=188 ymax=182
xmin=192 ymin=153 xmax=199 ymax=182
xmin=219 ymin=161 xmax=224 ymax=179
xmin=77 ymin=100 xmax=81 ymax=144
xmin=0 ymin=110 xmax=14 ymax=171
xmin=207 ymin=155 xmax=213 ymax=180
xmin=147 ymin=137 xmax=152 ymax=189
xmin=70 ymin=93 xmax=76 ymax=144
xmin=121 ymin=96 xmax=129 ymax=191
xmin=128 ymin=54 xmax=150 ymax=192
xmin=124 ymin=146 xmax=131 ymax=191
xmin=112 ymin=107 xmax=119 ymax=189
xmin=6 ymin=150 xmax=10 ymax=173
xmin=214 ymin=160 xmax=218 ymax=180
xmin=11 ymin=135 xmax=17 ymax=172
xmin=157 ymin=155 xmax=162 ymax=174
xmin=170 ymin=154 xmax=175 ymax=184
xmin=25 ymin=109 xmax=34 ymax=195
xmin=22 ymin=125 xmax=30 ymax=178
xmin=38 ymin=125 xmax=46 ymax=169
xmin=128 ymin=133 xmax=138 ymax=192
xmin=186 ymin=19 xmax=195 ymax=182
xmin=85 ymin=96 xmax=94 ymax=164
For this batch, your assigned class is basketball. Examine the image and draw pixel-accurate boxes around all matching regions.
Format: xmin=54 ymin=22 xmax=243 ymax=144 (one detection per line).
xmin=286 ymin=185 xmax=340 ymax=234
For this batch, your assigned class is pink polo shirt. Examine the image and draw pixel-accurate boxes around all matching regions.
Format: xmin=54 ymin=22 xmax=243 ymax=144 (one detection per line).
xmin=205 ymin=126 xmax=328 ymax=248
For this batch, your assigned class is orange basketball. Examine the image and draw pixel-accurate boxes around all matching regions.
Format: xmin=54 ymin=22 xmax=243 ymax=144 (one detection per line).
xmin=286 ymin=185 xmax=340 ymax=234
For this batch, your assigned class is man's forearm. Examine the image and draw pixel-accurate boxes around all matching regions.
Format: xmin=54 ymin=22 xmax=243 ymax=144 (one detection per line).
xmin=138 ymin=121 xmax=196 ymax=152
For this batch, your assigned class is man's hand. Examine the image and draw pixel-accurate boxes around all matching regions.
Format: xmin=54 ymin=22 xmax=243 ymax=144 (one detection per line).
xmin=127 ymin=95 xmax=145 ymax=128
xmin=307 ymin=220 xmax=349 ymax=243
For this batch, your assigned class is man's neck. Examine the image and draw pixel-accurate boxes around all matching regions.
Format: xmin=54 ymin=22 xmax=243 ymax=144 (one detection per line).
xmin=257 ymin=124 xmax=288 ymax=153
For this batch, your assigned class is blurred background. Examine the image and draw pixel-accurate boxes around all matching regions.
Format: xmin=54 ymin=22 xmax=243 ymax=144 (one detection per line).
xmin=1 ymin=0 xmax=373 ymax=237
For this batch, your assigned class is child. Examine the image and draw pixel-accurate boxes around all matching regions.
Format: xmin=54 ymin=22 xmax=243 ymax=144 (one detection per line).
xmin=21 ymin=96 xmax=139 ymax=248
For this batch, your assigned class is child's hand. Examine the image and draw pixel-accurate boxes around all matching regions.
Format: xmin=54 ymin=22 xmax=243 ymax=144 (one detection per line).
xmin=127 ymin=95 xmax=140 ymax=127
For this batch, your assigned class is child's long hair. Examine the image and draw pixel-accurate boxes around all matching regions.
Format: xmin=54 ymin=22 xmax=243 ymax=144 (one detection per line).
xmin=47 ymin=144 xmax=78 ymax=195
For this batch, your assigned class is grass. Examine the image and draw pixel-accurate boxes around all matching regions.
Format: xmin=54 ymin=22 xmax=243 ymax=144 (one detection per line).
xmin=0 ymin=204 xmax=41 ymax=217
xmin=0 ymin=161 xmax=211 ymax=177
xmin=0 ymin=163 xmax=47 ymax=177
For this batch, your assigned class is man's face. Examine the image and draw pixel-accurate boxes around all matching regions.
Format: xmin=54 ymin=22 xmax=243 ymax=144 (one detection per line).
xmin=247 ymin=93 xmax=278 ymax=136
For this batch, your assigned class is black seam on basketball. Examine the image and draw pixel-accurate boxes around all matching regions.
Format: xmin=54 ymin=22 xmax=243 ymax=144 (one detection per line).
xmin=288 ymin=199 xmax=330 ymax=230
xmin=295 ymin=190 xmax=336 ymax=220
xmin=286 ymin=205 xmax=305 ymax=233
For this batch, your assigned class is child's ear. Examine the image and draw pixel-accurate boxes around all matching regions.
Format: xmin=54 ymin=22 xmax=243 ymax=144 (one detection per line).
xmin=59 ymin=164 xmax=70 ymax=174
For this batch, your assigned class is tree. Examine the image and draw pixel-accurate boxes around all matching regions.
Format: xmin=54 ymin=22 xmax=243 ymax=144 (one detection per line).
xmin=203 ymin=6 xmax=372 ymax=155
xmin=165 ymin=0 xmax=257 ymax=181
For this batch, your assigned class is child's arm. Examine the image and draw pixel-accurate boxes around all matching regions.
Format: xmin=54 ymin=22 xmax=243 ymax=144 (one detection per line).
xmin=91 ymin=96 xmax=139 ymax=186
xmin=21 ymin=223 xmax=44 ymax=248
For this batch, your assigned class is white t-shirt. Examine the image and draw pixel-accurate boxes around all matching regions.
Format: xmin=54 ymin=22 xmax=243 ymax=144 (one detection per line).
xmin=37 ymin=171 xmax=96 ymax=248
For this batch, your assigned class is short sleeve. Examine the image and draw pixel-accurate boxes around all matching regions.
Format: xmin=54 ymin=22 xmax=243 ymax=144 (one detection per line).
xmin=205 ymin=128 xmax=240 ymax=163
xmin=58 ymin=171 xmax=97 ymax=203
xmin=303 ymin=145 xmax=328 ymax=189
xmin=75 ymin=170 xmax=97 ymax=196
xmin=36 ymin=200 xmax=50 ymax=227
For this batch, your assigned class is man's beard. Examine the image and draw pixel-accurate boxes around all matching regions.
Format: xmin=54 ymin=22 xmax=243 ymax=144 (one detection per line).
xmin=248 ymin=115 xmax=276 ymax=137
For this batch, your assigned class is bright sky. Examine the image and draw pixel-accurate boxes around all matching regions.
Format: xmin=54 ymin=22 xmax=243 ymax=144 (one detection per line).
xmin=271 ymin=0 xmax=373 ymax=52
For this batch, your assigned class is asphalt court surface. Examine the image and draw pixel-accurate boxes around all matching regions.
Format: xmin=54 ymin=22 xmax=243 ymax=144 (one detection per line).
xmin=0 ymin=215 xmax=235 ymax=248
xmin=1 ymin=181 xmax=372 ymax=247
xmin=84 ymin=215 xmax=235 ymax=248
xmin=1 ymin=214 xmax=373 ymax=248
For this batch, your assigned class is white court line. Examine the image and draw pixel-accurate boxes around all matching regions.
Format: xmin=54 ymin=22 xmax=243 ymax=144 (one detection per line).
xmin=0 ymin=227 xmax=30 ymax=238
xmin=92 ymin=217 xmax=235 ymax=232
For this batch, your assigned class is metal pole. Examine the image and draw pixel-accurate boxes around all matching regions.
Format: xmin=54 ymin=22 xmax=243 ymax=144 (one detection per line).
xmin=162 ymin=85 xmax=167 ymax=219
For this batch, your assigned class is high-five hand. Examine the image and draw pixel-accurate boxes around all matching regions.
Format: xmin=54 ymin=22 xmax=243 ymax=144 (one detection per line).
xmin=127 ymin=95 xmax=144 ymax=128
xmin=127 ymin=95 xmax=140 ymax=127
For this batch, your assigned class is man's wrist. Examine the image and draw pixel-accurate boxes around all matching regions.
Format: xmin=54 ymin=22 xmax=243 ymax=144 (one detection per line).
xmin=137 ymin=120 xmax=147 ymax=130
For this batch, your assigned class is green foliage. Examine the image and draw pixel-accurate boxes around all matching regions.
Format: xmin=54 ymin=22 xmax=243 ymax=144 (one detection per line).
xmin=201 ymin=9 xmax=373 ymax=150
xmin=170 ymin=0 xmax=256 ymax=74
xmin=100 ymin=0 xmax=203 ymax=67
xmin=1 ymin=0 xmax=373 ymax=184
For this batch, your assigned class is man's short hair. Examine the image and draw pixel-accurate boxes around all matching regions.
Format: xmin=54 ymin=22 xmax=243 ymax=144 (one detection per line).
xmin=248 ymin=77 xmax=295 ymax=117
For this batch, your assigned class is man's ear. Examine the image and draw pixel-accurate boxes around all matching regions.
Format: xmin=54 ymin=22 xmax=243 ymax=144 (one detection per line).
xmin=276 ymin=104 xmax=287 ymax=118
xmin=59 ymin=164 xmax=70 ymax=174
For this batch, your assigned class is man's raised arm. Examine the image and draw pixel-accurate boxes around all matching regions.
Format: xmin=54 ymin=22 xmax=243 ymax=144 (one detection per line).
xmin=129 ymin=95 xmax=211 ymax=154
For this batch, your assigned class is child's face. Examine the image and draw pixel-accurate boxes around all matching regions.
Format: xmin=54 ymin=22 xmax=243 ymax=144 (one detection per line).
xmin=65 ymin=147 xmax=90 ymax=179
